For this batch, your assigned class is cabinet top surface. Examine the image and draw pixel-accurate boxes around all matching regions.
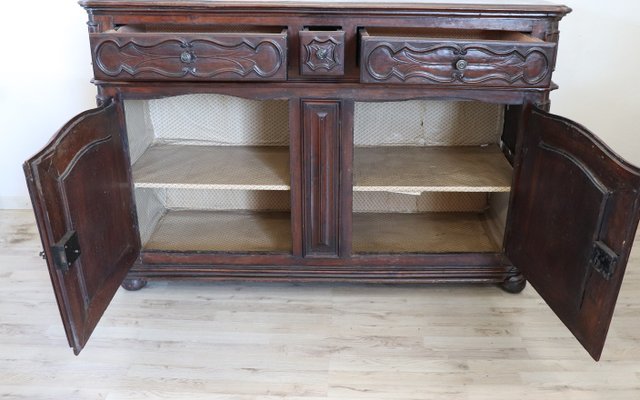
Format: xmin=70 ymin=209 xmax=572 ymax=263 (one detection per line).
xmin=79 ymin=0 xmax=571 ymax=14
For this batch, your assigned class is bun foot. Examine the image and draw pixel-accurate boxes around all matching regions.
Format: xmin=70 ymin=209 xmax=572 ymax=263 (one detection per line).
xmin=500 ymin=273 xmax=526 ymax=294
xmin=122 ymin=278 xmax=147 ymax=291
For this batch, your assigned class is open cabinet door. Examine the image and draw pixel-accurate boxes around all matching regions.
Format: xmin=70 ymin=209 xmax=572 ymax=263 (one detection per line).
xmin=506 ymin=107 xmax=640 ymax=360
xmin=24 ymin=100 xmax=140 ymax=354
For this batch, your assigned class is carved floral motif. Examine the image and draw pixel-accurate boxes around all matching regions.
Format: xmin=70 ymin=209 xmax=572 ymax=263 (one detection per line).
xmin=304 ymin=38 xmax=340 ymax=71
xmin=300 ymin=31 xmax=345 ymax=76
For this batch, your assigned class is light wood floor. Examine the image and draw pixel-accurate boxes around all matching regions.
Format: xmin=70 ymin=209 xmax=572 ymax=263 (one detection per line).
xmin=1 ymin=209 xmax=639 ymax=399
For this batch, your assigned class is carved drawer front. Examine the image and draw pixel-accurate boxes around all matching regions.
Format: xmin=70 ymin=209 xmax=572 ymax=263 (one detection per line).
xmin=91 ymin=26 xmax=287 ymax=81
xmin=300 ymin=29 xmax=345 ymax=76
xmin=360 ymin=28 xmax=557 ymax=88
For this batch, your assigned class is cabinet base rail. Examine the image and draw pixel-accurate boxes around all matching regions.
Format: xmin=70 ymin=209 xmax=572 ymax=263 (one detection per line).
xmin=124 ymin=263 xmax=522 ymax=288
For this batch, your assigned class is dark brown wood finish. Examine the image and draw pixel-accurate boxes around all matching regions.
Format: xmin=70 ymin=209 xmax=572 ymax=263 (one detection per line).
xmin=28 ymin=1 xmax=640 ymax=360
xmin=360 ymin=28 xmax=557 ymax=87
xmin=300 ymin=30 xmax=346 ymax=76
xmin=506 ymin=108 xmax=640 ymax=360
xmin=24 ymin=101 xmax=139 ymax=354
xmin=97 ymin=82 xmax=547 ymax=104
xmin=302 ymin=100 xmax=342 ymax=257
xmin=91 ymin=29 xmax=288 ymax=81
xmin=82 ymin=1 xmax=570 ymax=82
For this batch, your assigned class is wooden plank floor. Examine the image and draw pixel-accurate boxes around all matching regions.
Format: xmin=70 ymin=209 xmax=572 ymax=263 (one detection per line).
xmin=1 ymin=209 xmax=639 ymax=399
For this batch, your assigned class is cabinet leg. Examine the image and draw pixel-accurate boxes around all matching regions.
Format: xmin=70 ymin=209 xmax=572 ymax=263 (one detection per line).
xmin=122 ymin=278 xmax=147 ymax=291
xmin=500 ymin=272 xmax=526 ymax=294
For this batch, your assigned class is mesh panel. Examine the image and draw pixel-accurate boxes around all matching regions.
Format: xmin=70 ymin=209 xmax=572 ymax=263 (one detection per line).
xmin=163 ymin=188 xmax=290 ymax=211
xmin=147 ymin=94 xmax=289 ymax=146
xmin=353 ymin=192 xmax=488 ymax=213
xmin=354 ymin=100 xmax=504 ymax=146
xmin=125 ymin=100 xmax=154 ymax=164
xmin=135 ymin=188 xmax=167 ymax=246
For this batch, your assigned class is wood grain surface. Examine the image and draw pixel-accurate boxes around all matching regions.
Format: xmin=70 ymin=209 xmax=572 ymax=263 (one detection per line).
xmin=133 ymin=145 xmax=290 ymax=190
xmin=354 ymin=145 xmax=513 ymax=193
xmin=2 ymin=209 xmax=639 ymax=399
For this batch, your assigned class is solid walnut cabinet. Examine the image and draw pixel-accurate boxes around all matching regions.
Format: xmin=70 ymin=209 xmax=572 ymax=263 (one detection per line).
xmin=24 ymin=1 xmax=640 ymax=360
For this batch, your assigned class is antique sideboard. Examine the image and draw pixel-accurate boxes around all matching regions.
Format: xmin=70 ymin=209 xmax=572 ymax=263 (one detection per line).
xmin=24 ymin=0 xmax=640 ymax=360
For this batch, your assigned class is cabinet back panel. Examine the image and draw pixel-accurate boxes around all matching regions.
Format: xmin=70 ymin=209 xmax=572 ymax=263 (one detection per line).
xmin=125 ymin=94 xmax=289 ymax=163
xmin=354 ymin=100 xmax=504 ymax=147
xmin=353 ymin=192 xmax=488 ymax=213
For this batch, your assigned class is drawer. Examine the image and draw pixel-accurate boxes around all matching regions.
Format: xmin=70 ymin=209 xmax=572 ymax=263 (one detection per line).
xmin=360 ymin=28 xmax=557 ymax=88
xmin=299 ymin=29 xmax=345 ymax=76
xmin=91 ymin=25 xmax=288 ymax=81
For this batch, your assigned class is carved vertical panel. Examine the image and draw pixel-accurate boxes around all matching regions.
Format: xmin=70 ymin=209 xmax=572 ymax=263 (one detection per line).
xmin=302 ymin=100 xmax=341 ymax=257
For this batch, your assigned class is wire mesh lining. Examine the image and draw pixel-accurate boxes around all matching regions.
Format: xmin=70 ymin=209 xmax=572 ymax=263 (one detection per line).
xmin=135 ymin=188 xmax=167 ymax=246
xmin=146 ymin=94 xmax=289 ymax=146
xmin=163 ymin=188 xmax=290 ymax=211
xmin=353 ymin=192 xmax=489 ymax=213
xmin=125 ymin=100 xmax=154 ymax=164
xmin=354 ymin=100 xmax=504 ymax=146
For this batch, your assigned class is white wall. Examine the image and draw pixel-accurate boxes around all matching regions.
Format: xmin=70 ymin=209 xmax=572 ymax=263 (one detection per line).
xmin=0 ymin=1 xmax=95 ymax=208
xmin=1 ymin=0 xmax=639 ymax=209
xmin=551 ymin=0 xmax=640 ymax=163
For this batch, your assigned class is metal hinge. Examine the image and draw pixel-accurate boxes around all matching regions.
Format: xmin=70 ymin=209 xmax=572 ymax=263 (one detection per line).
xmin=590 ymin=241 xmax=618 ymax=280
xmin=52 ymin=231 xmax=81 ymax=272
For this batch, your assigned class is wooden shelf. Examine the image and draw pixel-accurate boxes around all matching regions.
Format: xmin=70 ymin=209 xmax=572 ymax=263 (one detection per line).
xmin=133 ymin=144 xmax=290 ymax=190
xmin=144 ymin=210 xmax=291 ymax=252
xmin=353 ymin=212 xmax=501 ymax=254
xmin=354 ymin=145 xmax=512 ymax=193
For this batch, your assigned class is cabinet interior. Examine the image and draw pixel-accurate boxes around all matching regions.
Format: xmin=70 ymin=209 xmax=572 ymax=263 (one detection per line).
xmin=125 ymin=94 xmax=291 ymax=253
xmin=113 ymin=24 xmax=285 ymax=34
xmin=362 ymin=27 xmax=542 ymax=43
xmin=125 ymin=94 xmax=512 ymax=255
xmin=352 ymin=100 xmax=511 ymax=253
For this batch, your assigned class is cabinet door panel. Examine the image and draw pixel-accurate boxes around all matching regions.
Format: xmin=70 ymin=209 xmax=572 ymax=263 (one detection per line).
xmin=24 ymin=100 xmax=139 ymax=354
xmin=506 ymin=107 xmax=640 ymax=360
